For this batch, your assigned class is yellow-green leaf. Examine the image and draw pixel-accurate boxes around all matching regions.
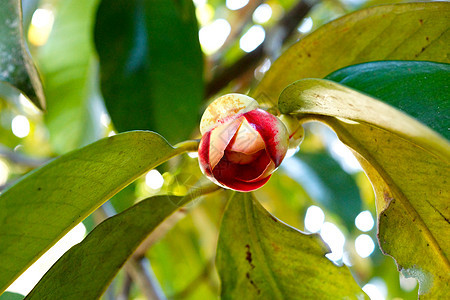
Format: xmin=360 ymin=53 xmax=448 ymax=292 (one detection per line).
xmin=0 ymin=131 xmax=180 ymax=293
xmin=252 ymin=2 xmax=450 ymax=106
xmin=279 ymin=79 xmax=450 ymax=298
xmin=216 ymin=192 xmax=367 ymax=299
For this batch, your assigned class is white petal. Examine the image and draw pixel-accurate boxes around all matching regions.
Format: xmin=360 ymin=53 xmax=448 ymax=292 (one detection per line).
xmin=200 ymin=94 xmax=259 ymax=135
xmin=209 ymin=117 xmax=243 ymax=169
xmin=227 ymin=118 xmax=265 ymax=154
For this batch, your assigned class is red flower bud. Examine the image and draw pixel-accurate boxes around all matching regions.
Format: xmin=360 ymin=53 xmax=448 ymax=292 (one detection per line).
xmin=198 ymin=94 xmax=289 ymax=192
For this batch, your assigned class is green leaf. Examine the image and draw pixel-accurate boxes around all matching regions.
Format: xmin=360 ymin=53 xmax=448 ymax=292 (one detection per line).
xmin=326 ymin=61 xmax=450 ymax=139
xmin=0 ymin=131 xmax=179 ymax=293
xmin=252 ymin=2 xmax=450 ymax=106
xmin=26 ymin=187 xmax=219 ymax=300
xmin=279 ymin=79 xmax=450 ymax=298
xmin=216 ymin=192 xmax=367 ymax=299
xmin=94 ymin=0 xmax=204 ymax=143
xmin=0 ymin=0 xmax=45 ymax=110
xmin=37 ymin=0 xmax=101 ymax=153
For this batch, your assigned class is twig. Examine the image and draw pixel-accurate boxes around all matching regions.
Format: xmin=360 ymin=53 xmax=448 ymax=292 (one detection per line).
xmin=205 ymin=0 xmax=318 ymax=98
xmin=125 ymin=258 xmax=167 ymax=300
xmin=0 ymin=144 xmax=50 ymax=167
xmin=117 ymin=273 xmax=133 ymax=300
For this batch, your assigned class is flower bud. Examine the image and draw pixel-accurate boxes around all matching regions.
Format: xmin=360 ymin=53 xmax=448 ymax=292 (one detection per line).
xmin=198 ymin=94 xmax=289 ymax=192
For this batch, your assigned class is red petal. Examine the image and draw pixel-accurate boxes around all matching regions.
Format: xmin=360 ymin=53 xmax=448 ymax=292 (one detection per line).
xmin=198 ymin=131 xmax=213 ymax=177
xmin=212 ymin=149 xmax=274 ymax=191
xmin=221 ymin=175 xmax=272 ymax=192
xmin=233 ymin=149 xmax=271 ymax=182
xmin=243 ymin=109 xmax=288 ymax=167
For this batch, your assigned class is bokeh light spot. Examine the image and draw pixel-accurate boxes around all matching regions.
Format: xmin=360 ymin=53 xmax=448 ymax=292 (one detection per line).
xmin=355 ymin=234 xmax=375 ymax=258
xmin=28 ymin=8 xmax=54 ymax=46
xmin=304 ymin=205 xmax=324 ymax=233
xmin=199 ymin=19 xmax=231 ymax=54
xmin=0 ymin=159 xmax=10 ymax=186
xmin=226 ymin=0 xmax=249 ymax=11
xmin=145 ymin=169 xmax=164 ymax=190
xmin=363 ymin=278 xmax=387 ymax=300
xmin=253 ymin=4 xmax=272 ymax=24
xmin=240 ymin=25 xmax=265 ymax=53
xmin=298 ymin=17 xmax=313 ymax=33
xmin=320 ymin=222 xmax=345 ymax=262
xmin=355 ymin=210 xmax=374 ymax=232
xmin=188 ymin=151 xmax=199 ymax=158
xmin=12 ymin=115 xmax=30 ymax=138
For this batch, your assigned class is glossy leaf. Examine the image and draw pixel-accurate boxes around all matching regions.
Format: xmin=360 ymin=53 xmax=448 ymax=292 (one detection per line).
xmin=95 ymin=0 xmax=204 ymax=143
xmin=216 ymin=192 xmax=367 ymax=299
xmin=326 ymin=61 xmax=450 ymax=139
xmin=252 ymin=2 xmax=450 ymax=106
xmin=0 ymin=131 xmax=179 ymax=293
xmin=279 ymin=79 xmax=450 ymax=298
xmin=0 ymin=0 xmax=45 ymax=110
xmin=26 ymin=186 xmax=220 ymax=300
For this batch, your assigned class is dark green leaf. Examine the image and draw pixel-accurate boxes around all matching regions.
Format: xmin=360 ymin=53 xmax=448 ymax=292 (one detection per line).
xmin=95 ymin=0 xmax=204 ymax=143
xmin=216 ymin=192 xmax=367 ymax=299
xmin=326 ymin=61 xmax=450 ymax=139
xmin=0 ymin=131 xmax=179 ymax=293
xmin=0 ymin=0 xmax=45 ymax=110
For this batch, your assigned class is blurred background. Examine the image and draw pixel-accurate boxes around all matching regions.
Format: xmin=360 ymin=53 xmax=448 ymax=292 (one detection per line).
xmin=0 ymin=0 xmax=421 ymax=299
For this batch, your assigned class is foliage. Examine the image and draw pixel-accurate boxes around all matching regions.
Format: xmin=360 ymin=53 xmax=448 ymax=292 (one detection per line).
xmin=0 ymin=0 xmax=448 ymax=299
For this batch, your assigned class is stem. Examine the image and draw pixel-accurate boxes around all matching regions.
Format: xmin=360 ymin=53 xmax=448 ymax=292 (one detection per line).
xmin=173 ymin=139 xmax=200 ymax=154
